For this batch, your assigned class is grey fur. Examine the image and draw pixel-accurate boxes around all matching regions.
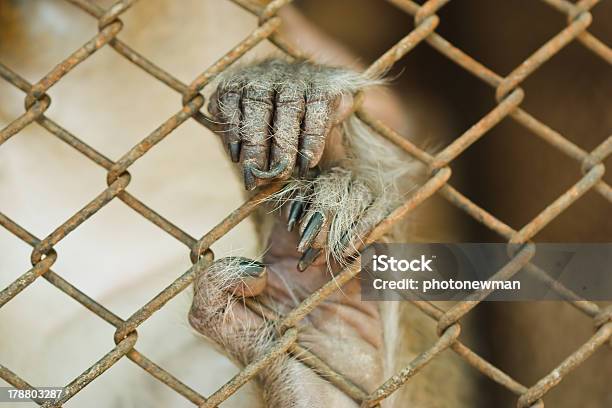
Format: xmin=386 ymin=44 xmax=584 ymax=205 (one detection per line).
xmin=209 ymin=59 xmax=380 ymax=189
xmin=197 ymin=60 xmax=427 ymax=407
xmin=269 ymin=113 xmax=424 ymax=268
xmin=189 ymin=257 xmax=321 ymax=408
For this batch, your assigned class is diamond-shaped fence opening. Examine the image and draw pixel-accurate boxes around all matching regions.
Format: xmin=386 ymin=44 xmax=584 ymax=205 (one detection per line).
xmin=0 ymin=0 xmax=610 ymax=407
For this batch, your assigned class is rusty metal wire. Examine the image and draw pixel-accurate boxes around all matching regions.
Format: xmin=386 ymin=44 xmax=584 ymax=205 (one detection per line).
xmin=0 ymin=0 xmax=610 ymax=407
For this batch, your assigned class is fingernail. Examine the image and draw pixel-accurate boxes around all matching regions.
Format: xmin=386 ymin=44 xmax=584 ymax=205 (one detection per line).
xmin=298 ymin=247 xmax=321 ymax=272
xmin=298 ymin=155 xmax=310 ymax=178
xmin=230 ymin=257 xmax=266 ymax=276
xmin=244 ymin=165 xmax=257 ymax=190
xmin=342 ymin=229 xmax=353 ymax=246
xmin=229 ymin=142 xmax=240 ymax=163
xmin=287 ymin=200 xmax=304 ymax=232
xmin=298 ymin=212 xmax=324 ymax=252
xmin=223 ymin=257 xmax=267 ymax=297
xmin=250 ymin=158 xmax=288 ymax=180
xmin=336 ymin=230 xmax=354 ymax=257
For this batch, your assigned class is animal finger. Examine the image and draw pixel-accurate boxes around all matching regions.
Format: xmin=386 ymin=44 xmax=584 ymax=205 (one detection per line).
xmin=298 ymin=97 xmax=335 ymax=177
xmin=240 ymin=83 xmax=275 ymax=190
xmin=262 ymin=83 xmax=306 ymax=181
xmin=209 ymin=86 xmax=243 ymax=163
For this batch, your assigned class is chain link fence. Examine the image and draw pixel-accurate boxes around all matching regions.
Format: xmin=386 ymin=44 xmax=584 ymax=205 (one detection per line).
xmin=0 ymin=0 xmax=610 ymax=406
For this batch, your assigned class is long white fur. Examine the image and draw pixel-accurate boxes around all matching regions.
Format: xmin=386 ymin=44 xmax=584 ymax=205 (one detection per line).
xmin=189 ymin=257 xmax=326 ymax=408
xmin=198 ymin=65 xmax=426 ymax=406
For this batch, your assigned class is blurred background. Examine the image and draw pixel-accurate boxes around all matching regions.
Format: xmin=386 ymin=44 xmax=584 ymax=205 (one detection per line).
xmin=0 ymin=0 xmax=610 ymax=406
xmin=295 ymin=0 xmax=611 ymax=406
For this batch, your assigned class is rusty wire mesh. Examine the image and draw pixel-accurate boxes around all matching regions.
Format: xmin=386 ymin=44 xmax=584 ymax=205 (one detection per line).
xmin=0 ymin=0 xmax=611 ymax=406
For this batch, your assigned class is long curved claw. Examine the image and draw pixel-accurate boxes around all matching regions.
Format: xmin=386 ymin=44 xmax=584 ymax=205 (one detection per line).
xmin=298 ymin=212 xmax=324 ymax=252
xmin=250 ymin=159 xmax=289 ymax=180
xmin=228 ymin=141 xmax=241 ymax=163
xmin=243 ymin=163 xmax=257 ymax=190
xmin=287 ymin=200 xmax=304 ymax=232
xmin=297 ymin=155 xmax=310 ymax=178
xmin=297 ymin=247 xmax=322 ymax=272
xmin=334 ymin=230 xmax=352 ymax=256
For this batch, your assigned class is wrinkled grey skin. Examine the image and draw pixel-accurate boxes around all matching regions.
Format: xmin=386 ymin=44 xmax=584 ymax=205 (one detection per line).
xmin=191 ymin=61 xmax=393 ymax=407
xmin=190 ymin=225 xmax=384 ymax=408
xmin=208 ymin=60 xmax=395 ymax=271
xmin=188 ymin=56 xmax=469 ymax=408
xmin=209 ymin=60 xmax=370 ymax=190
